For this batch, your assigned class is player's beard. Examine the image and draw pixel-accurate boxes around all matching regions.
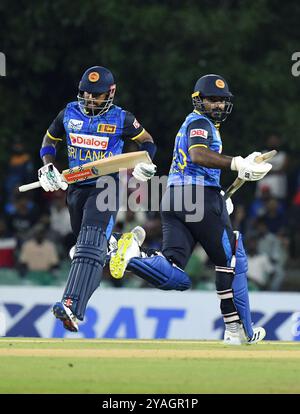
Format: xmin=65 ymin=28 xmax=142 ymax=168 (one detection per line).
xmin=210 ymin=109 xmax=223 ymax=121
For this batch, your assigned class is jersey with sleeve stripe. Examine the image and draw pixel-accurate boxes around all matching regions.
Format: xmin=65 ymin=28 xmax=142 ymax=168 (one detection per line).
xmin=168 ymin=111 xmax=222 ymax=187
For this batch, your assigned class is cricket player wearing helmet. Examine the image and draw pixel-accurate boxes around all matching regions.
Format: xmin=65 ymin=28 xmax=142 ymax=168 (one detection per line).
xmin=38 ymin=66 xmax=157 ymax=332
xmin=110 ymin=74 xmax=272 ymax=345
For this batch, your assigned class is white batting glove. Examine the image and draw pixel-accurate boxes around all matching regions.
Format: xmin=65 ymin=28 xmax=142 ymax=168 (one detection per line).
xmin=220 ymin=190 xmax=234 ymax=215
xmin=246 ymin=151 xmax=261 ymax=160
xmin=231 ymin=155 xmax=272 ymax=182
xmin=38 ymin=163 xmax=68 ymax=192
xmin=132 ymin=162 xmax=157 ymax=182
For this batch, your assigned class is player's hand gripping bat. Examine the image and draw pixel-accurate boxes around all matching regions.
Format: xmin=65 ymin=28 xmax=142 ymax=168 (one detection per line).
xmin=224 ymin=150 xmax=277 ymax=200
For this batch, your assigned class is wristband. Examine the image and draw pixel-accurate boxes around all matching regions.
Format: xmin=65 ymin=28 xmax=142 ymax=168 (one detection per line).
xmin=139 ymin=141 xmax=157 ymax=160
xmin=40 ymin=145 xmax=56 ymax=160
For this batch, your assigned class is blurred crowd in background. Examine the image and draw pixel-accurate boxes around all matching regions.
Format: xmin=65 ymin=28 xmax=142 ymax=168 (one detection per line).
xmin=0 ymin=133 xmax=299 ymax=292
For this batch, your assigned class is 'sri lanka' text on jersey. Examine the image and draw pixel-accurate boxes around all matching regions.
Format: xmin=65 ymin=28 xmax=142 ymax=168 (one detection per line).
xmin=46 ymin=102 xmax=144 ymax=168
xmin=168 ymin=111 xmax=223 ymax=188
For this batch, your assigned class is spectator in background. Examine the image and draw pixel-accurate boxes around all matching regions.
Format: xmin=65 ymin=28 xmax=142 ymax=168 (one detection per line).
xmin=261 ymin=197 xmax=287 ymax=234
xmin=0 ymin=218 xmax=16 ymax=268
xmin=7 ymin=194 xmax=40 ymax=246
xmin=255 ymin=134 xmax=289 ymax=200
xmin=49 ymin=190 xmax=75 ymax=256
xmin=253 ymin=218 xmax=288 ymax=291
xmin=248 ymin=185 xmax=273 ymax=221
xmin=245 ymin=236 xmax=274 ymax=290
xmin=4 ymin=140 xmax=34 ymax=207
xmin=247 ymin=186 xmax=286 ymax=233
xmin=18 ymin=224 xmax=59 ymax=278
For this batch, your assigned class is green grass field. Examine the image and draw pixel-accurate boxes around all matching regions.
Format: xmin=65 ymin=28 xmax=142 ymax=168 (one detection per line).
xmin=0 ymin=338 xmax=299 ymax=394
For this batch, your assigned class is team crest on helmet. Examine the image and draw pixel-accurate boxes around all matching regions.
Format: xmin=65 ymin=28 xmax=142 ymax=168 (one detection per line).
xmin=215 ymin=79 xmax=225 ymax=88
xmin=88 ymin=72 xmax=100 ymax=82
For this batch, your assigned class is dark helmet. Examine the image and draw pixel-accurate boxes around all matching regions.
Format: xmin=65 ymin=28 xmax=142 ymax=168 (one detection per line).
xmin=77 ymin=66 xmax=116 ymax=116
xmin=192 ymin=74 xmax=233 ymax=122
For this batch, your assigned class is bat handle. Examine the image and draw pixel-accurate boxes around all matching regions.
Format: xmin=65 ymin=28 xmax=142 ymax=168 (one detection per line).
xmin=18 ymin=181 xmax=41 ymax=192
xmin=254 ymin=149 xmax=277 ymax=163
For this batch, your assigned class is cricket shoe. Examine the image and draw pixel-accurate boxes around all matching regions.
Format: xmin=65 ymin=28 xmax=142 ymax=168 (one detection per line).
xmin=246 ymin=327 xmax=266 ymax=344
xmin=223 ymin=322 xmax=247 ymax=345
xmin=52 ymin=302 xmax=78 ymax=332
xmin=224 ymin=325 xmax=266 ymax=345
xmin=109 ymin=226 xmax=146 ymax=279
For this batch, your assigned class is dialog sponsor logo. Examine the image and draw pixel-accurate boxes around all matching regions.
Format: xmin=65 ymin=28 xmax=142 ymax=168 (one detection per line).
xmin=70 ymin=133 xmax=109 ymax=149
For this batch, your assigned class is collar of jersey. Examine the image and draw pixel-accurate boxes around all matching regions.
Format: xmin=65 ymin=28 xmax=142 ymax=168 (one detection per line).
xmin=193 ymin=109 xmax=220 ymax=130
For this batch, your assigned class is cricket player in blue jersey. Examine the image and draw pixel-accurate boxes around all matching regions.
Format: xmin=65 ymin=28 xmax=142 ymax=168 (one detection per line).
xmin=38 ymin=66 xmax=157 ymax=332
xmin=110 ymin=74 xmax=272 ymax=345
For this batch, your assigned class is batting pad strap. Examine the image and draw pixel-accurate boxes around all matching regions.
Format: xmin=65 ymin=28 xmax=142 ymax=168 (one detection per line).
xmin=223 ymin=311 xmax=240 ymax=324
xmin=215 ymin=266 xmax=234 ymax=274
xmin=40 ymin=145 xmax=56 ymax=160
xmin=128 ymin=255 xmax=191 ymax=291
xmin=217 ymin=289 xmax=233 ymax=300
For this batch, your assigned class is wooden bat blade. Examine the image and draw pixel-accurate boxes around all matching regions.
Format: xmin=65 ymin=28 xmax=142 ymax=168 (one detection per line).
xmin=19 ymin=151 xmax=152 ymax=192
xmin=62 ymin=151 xmax=151 ymax=183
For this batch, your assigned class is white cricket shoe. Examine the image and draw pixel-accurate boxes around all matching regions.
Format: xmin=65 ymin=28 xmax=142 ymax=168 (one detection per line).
xmin=246 ymin=327 xmax=266 ymax=344
xmin=109 ymin=226 xmax=146 ymax=279
xmin=224 ymin=322 xmax=247 ymax=345
xmin=224 ymin=324 xmax=266 ymax=345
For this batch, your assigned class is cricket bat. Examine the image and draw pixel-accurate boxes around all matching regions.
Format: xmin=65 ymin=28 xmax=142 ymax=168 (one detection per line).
xmin=224 ymin=150 xmax=277 ymax=200
xmin=18 ymin=151 xmax=152 ymax=192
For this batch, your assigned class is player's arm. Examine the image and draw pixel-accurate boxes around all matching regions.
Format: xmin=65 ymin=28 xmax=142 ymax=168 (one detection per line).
xmin=38 ymin=109 xmax=68 ymax=192
xmin=188 ymin=119 xmax=272 ymax=181
xmin=187 ymin=119 xmax=232 ymax=169
xmin=190 ymin=146 xmax=232 ymax=169
xmin=123 ymin=112 xmax=157 ymax=161
xmin=122 ymin=112 xmax=157 ymax=181
xmin=40 ymin=109 xmax=65 ymax=165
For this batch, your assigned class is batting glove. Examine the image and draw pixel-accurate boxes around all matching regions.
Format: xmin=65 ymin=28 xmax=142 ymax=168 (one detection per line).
xmin=231 ymin=154 xmax=272 ymax=182
xmin=38 ymin=163 xmax=68 ymax=192
xmin=132 ymin=162 xmax=157 ymax=182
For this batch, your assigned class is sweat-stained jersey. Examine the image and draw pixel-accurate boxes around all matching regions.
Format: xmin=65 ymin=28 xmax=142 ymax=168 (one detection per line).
xmin=168 ymin=110 xmax=222 ymax=187
xmin=46 ymin=102 xmax=145 ymax=184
